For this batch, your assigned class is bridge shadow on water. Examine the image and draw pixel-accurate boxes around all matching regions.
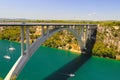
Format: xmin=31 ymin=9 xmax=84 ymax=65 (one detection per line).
xmin=44 ymin=25 xmax=97 ymax=80
xmin=44 ymin=54 xmax=92 ymax=80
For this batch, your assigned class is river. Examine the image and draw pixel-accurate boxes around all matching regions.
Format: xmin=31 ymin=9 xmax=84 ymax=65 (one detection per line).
xmin=0 ymin=40 xmax=120 ymax=80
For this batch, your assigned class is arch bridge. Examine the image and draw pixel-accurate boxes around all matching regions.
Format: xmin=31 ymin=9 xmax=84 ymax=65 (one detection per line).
xmin=0 ymin=22 xmax=97 ymax=80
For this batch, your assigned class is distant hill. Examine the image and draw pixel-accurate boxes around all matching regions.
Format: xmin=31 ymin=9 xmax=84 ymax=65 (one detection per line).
xmin=0 ymin=18 xmax=29 ymax=22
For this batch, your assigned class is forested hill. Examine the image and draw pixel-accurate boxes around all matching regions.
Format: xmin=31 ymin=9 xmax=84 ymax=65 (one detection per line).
xmin=0 ymin=20 xmax=120 ymax=60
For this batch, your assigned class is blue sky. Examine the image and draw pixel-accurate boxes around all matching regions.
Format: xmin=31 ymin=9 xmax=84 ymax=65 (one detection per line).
xmin=0 ymin=0 xmax=120 ymax=20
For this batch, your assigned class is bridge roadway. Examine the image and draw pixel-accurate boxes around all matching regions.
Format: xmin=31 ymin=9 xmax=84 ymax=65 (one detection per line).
xmin=0 ymin=22 xmax=97 ymax=80
xmin=0 ymin=22 xmax=97 ymax=26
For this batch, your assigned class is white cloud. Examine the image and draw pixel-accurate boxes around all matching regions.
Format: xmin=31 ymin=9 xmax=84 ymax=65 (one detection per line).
xmin=88 ymin=12 xmax=96 ymax=16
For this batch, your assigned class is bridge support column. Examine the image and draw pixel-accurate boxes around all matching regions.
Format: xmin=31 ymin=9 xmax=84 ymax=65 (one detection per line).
xmin=46 ymin=26 xmax=49 ymax=35
xmin=86 ymin=25 xmax=88 ymax=40
xmin=81 ymin=26 xmax=87 ymax=54
xmin=88 ymin=26 xmax=91 ymax=39
xmin=82 ymin=26 xmax=97 ymax=55
xmin=73 ymin=25 xmax=75 ymax=29
xmin=80 ymin=26 xmax=85 ymax=47
xmin=21 ymin=26 xmax=24 ymax=55
xmin=26 ymin=26 xmax=30 ymax=55
xmin=42 ymin=26 xmax=44 ymax=36
xmin=84 ymin=25 xmax=88 ymax=48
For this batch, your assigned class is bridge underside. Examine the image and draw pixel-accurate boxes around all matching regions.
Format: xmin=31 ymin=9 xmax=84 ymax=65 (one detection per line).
xmin=0 ymin=23 xmax=97 ymax=80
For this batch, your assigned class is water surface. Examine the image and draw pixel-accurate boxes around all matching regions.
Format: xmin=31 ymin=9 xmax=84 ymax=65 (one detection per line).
xmin=0 ymin=40 xmax=120 ymax=80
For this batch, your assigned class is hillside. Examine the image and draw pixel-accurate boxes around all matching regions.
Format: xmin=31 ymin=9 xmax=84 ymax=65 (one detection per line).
xmin=93 ymin=25 xmax=120 ymax=59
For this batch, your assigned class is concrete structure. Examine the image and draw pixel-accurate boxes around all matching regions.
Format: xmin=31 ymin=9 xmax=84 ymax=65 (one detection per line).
xmin=0 ymin=22 xmax=97 ymax=80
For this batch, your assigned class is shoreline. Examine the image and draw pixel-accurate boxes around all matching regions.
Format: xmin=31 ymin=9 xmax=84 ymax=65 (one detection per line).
xmin=0 ymin=39 xmax=80 ymax=54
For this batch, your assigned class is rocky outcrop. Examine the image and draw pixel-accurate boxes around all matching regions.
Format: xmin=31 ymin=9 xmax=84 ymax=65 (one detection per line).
xmin=98 ymin=26 xmax=120 ymax=53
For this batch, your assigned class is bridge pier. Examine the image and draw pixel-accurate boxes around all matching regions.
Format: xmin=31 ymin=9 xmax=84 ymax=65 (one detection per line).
xmin=26 ymin=26 xmax=30 ymax=55
xmin=46 ymin=26 xmax=49 ymax=35
xmin=20 ymin=26 xmax=24 ymax=56
xmin=84 ymin=25 xmax=88 ymax=48
xmin=42 ymin=26 xmax=45 ymax=36
xmin=20 ymin=25 xmax=30 ymax=56
xmin=80 ymin=26 xmax=85 ymax=47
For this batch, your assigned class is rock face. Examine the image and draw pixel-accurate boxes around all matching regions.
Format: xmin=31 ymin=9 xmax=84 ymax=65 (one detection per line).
xmin=34 ymin=26 xmax=42 ymax=35
xmin=0 ymin=27 xmax=3 ymax=32
xmin=97 ymin=26 xmax=120 ymax=53
xmin=118 ymin=41 xmax=120 ymax=52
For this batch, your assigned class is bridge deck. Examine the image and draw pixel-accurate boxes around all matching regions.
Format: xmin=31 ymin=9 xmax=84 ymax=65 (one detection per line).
xmin=0 ymin=22 xmax=97 ymax=26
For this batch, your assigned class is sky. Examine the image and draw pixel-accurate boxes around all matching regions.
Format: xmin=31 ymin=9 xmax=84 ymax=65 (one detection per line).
xmin=0 ymin=0 xmax=120 ymax=20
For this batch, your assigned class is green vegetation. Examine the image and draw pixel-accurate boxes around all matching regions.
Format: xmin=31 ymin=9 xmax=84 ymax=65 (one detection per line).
xmin=93 ymin=41 xmax=116 ymax=59
xmin=0 ymin=27 xmax=20 ymax=41
xmin=43 ymin=30 xmax=78 ymax=50
xmin=0 ymin=20 xmax=120 ymax=60
xmin=93 ymin=24 xmax=120 ymax=59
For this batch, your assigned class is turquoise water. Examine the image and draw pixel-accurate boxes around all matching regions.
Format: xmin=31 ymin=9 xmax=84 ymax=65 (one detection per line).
xmin=69 ymin=57 xmax=120 ymax=80
xmin=0 ymin=40 xmax=120 ymax=80
xmin=18 ymin=45 xmax=79 ymax=80
xmin=0 ymin=40 xmax=79 ymax=79
xmin=0 ymin=40 xmax=21 ymax=78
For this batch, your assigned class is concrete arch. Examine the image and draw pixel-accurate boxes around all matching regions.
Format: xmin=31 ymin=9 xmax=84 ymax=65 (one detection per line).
xmin=29 ymin=27 xmax=84 ymax=57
